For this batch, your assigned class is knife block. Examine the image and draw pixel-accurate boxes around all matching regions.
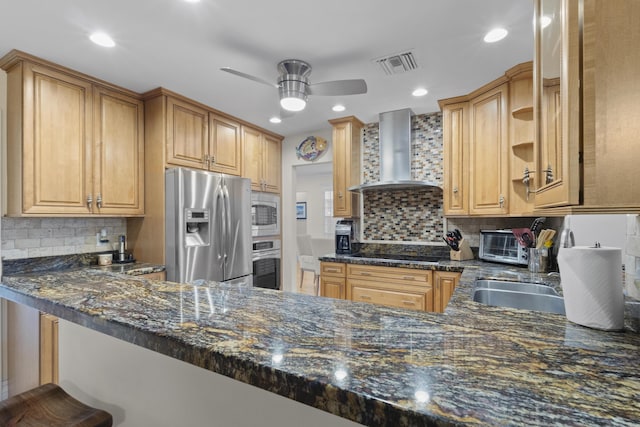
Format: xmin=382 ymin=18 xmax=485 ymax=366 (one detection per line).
xmin=450 ymin=239 xmax=474 ymax=261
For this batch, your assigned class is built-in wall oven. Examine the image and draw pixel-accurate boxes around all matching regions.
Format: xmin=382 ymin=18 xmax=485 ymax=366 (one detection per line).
xmin=252 ymin=238 xmax=281 ymax=290
xmin=251 ymin=192 xmax=280 ymax=237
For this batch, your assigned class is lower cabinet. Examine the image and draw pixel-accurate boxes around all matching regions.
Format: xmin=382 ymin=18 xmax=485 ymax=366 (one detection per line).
xmin=319 ymin=262 xmax=461 ymax=313
xmin=39 ymin=313 xmax=59 ymax=385
xmin=140 ymin=271 xmax=166 ymax=281
xmin=433 ymin=271 xmax=460 ymax=313
xmin=320 ymin=262 xmax=347 ymax=299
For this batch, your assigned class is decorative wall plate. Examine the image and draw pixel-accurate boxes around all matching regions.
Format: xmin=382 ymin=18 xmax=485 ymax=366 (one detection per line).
xmin=296 ymin=136 xmax=327 ymax=161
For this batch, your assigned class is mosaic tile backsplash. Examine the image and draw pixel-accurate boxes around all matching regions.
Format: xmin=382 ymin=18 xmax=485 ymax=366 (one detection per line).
xmin=362 ymin=112 xmax=444 ymax=242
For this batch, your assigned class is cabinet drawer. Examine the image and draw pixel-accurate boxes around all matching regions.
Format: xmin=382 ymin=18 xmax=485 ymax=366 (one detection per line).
xmin=321 ymin=262 xmax=346 ymax=277
xmin=351 ymin=285 xmax=426 ymax=311
xmin=140 ymin=271 xmax=166 ymax=281
xmin=347 ymin=264 xmax=431 ymax=286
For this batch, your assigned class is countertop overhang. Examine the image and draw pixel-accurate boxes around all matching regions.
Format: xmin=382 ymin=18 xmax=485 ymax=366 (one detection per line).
xmin=1 ymin=258 xmax=639 ymax=426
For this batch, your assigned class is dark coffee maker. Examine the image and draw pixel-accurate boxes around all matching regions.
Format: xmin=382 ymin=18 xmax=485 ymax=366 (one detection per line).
xmin=335 ymin=219 xmax=358 ymax=254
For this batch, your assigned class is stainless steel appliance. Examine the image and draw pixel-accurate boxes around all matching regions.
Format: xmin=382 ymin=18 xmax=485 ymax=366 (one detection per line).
xmin=479 ymin=229 xmax=528 ymax=266
xmin=335 ymin=219 xmax=358 ymax=255
xmin=251 ymin=192 xmax=280 ymax=237
xmin=165 ymin=167 xmax=252 ymax=283
xmin=252 ymin=238 xmax=281 ymax=290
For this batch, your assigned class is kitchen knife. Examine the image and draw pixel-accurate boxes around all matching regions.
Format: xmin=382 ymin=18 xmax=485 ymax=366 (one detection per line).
xmin=453 ymin=229 xmax=463 ymax=240
xmin=530 ymin=217 xmax=546 ymax=237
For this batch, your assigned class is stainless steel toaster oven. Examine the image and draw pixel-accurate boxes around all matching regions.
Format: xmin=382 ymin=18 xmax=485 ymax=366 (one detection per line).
xmin=479 ymin=230 xmax=529 ymax=266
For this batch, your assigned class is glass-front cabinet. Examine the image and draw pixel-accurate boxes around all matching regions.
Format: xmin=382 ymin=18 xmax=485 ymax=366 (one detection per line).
xmin=534 ymin=0 xmax=640 ymax=213
xmin=533 ymin=0 xmax=580 ymax=209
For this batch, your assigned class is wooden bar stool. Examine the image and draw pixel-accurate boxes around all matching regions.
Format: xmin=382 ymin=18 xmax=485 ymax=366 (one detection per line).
xmin=0 ymin=383 xmax=112 ymax=426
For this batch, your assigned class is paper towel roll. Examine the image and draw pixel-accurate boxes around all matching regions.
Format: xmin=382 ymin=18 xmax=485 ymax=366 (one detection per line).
xmin=557 ymin=246 xmax=624 ymax=331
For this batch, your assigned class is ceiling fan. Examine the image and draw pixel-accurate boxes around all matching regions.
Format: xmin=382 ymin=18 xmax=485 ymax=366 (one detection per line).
xmin=220 ymin=59 xmax=367 ymax=113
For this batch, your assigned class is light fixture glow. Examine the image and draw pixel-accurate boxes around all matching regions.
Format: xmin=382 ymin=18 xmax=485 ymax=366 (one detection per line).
xmin=414 ymin=390 xmax=430 ymax=403
xmin=272 ymin=353 xmax=283 ymax=364
xmin=89 ymin=32 xmax=115 ymax=47
xmin=332 ymin=104 xmax=346 ymax=112
xmin=540 ymin=15 xmax=552 ymax=29
xmin=483 ymin=28 xmax=508 ymax=43
xmin=334 ymin=368 xmax=348 ymax=381
xmin=280 ymin=97 xmax=306 ymax=112
xmin=269 ymin=117 xmax=282 ymax=124
xmin=412 ymin=88 xmax=428 ymax=97
xmin=183 ymin=0 xmax=201 ymax=2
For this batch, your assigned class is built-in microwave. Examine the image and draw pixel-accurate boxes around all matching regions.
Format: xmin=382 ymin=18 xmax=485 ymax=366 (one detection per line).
xmin=479 ymin=229 xmax=529 ymax=266
xmin=251 ymin=192 xmax=280 ymax=237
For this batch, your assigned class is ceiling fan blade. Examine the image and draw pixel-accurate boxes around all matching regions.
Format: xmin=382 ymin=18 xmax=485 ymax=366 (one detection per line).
xmin=220 ymin=67 xmax=278 ymax=89
xmin=308 ymin=79 xmax=367 ymax=96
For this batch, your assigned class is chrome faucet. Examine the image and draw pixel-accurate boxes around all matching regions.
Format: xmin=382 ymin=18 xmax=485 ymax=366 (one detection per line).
xmin=559 ymin=228 xmax=575 ymax=248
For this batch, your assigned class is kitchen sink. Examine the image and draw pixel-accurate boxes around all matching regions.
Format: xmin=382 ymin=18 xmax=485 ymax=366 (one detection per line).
xmin=474 ymin=279 xmax=559 ymax=296
xmin=472 ymin=279 xmax=566 ymax=315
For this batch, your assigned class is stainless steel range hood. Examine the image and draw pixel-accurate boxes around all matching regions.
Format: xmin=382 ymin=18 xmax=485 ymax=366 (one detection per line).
xmin=348 ymin=108 xmax=442 ymax=192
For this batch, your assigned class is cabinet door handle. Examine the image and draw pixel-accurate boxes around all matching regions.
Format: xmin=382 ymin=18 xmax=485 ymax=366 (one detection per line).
xmin=210 ymin=154 xmax=215 ymax=164
xmin=401 ymin=300 xmax=417 ymax=306
xmin=325 ymin=268 xmax=340 ymax=273
xmin=453 ymin=187 xmax=458 ymax=194
xmin=359 ymin=272 xmax=371 ymax=276
xmin=86 ymin=194 xmax=93 ymax=212
xmin=359 ymin=295 xmax=372 ymax=300
xmin=402 ymin=275 xmax=415 ymax=280
xmin=96 ymin=193 xmax=102 ymax=209
xmin=499 ymin=194 xmax=505 ymax=208
xmin=338 ymin=191 xmax=343 ymax=199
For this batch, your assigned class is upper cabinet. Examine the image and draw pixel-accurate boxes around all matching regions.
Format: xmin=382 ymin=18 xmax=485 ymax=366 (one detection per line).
xmin=440 ymin=62 xmax=534 ymax=217
xmin=242 ymin=125 xmax=282 ymax=193
xmin=0 ymin=50 xmax=144 ymax=216
xmin=329 ymin=116 xmax=363 ymax=218
xmin=534 ymin=0 xmax=640 ymax=213
xmin=165 ymin=95 xmax=242 ymax=176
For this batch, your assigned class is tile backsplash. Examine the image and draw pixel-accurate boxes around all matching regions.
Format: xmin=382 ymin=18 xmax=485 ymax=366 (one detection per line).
xmin=361 ymin=112 xmax=444 ymax=241
xmin=1 ymin=217 xmax=126 ymax=260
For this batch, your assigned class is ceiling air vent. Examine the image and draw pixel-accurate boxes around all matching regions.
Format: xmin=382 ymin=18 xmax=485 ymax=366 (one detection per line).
xmin=374 ymin=51 xmax=418 ymax=75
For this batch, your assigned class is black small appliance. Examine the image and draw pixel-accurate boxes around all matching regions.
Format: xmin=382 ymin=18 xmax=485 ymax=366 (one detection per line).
xmin=335 ymin=219 xmax=358 ymax=255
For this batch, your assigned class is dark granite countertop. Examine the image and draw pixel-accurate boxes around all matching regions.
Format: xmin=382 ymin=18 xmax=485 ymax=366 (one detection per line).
xmin=1 ymin=254 xmax=639 ymax=426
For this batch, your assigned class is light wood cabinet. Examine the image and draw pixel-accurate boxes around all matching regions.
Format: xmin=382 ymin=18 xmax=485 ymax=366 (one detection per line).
xmin=442 ymin=102 xmax=469 ymax=215
xmin=329 ymin=116 xmax=363 ymax=218
xmin=39 ymin=313 xmax=59 ymax=385
xmin=320 ymin=262 xmax=347 ymax=299
xmin=321 ymin=262 xmax=452 ymax=312
xmin=93 ymin=85 xmax=145 ymax=215
xmin=346 ymin=264 xmax=433 ymax=312
xmin=507 ymin=65 xmax=535 ymax=216
xmin=534 ymin=0 xmax=640 ymax=213
xmin=165 ymin=96 xmax=242 ymax=175
xmin=433 ymin=271 xmax=460 ymax=313
xmin=0 ymin=50 xmax=144 ymax=217
xmin=440 ymin=62 xmax=534 ymax=217
xmin=243 ymin=126 xmax=281 ymax=193
xmin=468 ymin=83 xmax=509 ymax=215
xmin=140 ymin=271 xmax=166 ymax=281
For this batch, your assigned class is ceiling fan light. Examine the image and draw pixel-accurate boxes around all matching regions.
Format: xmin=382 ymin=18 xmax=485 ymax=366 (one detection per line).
xmin=280 ymin=96 xmax=306 ymax=112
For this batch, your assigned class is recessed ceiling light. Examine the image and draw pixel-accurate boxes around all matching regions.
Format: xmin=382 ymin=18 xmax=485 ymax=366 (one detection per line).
xmin=269 ymin=117 xmax=282 ymax=124
xmin=540 ymin=15 xmax=552 ymax=29
xmin=332 ymin=104 xmax=346 ymax=112
xmin=483 ymin=28 xmax=508 ymax=43
xmin=89 ymin=32 xmax=115 ymax=47
xmin=412 ymin=88 xmax=428 ymax=97
xmin=183 ymin=0 xmax=201 ymax=3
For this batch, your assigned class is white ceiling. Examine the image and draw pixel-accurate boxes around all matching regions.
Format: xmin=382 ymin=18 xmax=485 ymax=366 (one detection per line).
xmin=0 ymin=0 xmax=534 ymax=138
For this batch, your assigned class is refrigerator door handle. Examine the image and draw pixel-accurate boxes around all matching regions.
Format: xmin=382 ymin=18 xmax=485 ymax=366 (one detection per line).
xmin=223 ymin=183 xmax=231 ymax=263
xmin=216 ymin=184 xmax=224 ymax=261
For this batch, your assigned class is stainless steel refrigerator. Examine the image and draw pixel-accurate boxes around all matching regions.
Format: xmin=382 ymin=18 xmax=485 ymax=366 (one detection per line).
xmin=165 ymin=167 xmax=252 ymax=284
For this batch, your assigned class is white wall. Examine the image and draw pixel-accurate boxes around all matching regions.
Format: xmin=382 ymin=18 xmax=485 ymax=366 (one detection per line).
xmin=281 ymin=128 xmax=333 ymax=293
xmin=295 ymin=167 xmax=333 ymax=239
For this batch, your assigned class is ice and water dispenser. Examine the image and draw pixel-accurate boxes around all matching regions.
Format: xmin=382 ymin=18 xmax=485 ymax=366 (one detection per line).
xmin=184 ymin=208 xmax=210 ymax=247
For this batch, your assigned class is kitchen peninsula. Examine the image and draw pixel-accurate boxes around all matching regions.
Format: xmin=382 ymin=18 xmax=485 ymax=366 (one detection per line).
xmin=1 ymin=256 xmax=639 ymax=426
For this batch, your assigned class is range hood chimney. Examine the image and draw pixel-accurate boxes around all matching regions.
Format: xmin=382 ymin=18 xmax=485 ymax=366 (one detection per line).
xmin=348 ymin=108 xmax=441 ymax=192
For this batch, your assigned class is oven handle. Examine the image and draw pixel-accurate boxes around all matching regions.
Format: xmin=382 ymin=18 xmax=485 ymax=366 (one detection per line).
xmin=252 ymin=250 xmax=281 ymax=262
